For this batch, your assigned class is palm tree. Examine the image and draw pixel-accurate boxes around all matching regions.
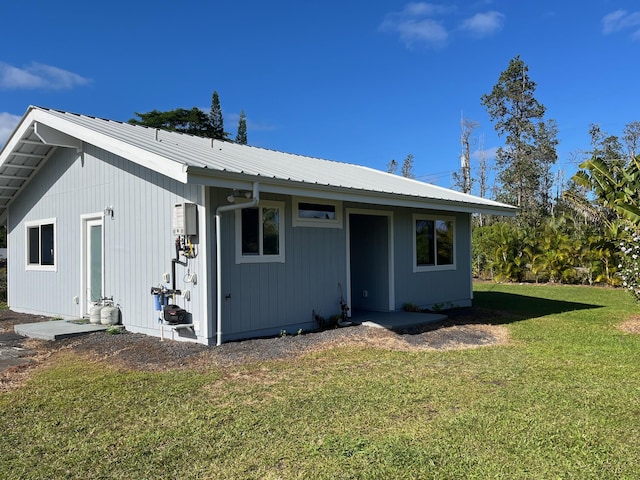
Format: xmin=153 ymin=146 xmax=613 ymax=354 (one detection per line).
xmin=569 ymin=155 xmax=640 ymax=226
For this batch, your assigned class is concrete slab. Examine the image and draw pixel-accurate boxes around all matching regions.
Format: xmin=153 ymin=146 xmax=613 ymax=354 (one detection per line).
xmin=14 ymin=320 xmax=108 ymax=341
xmin=352 ymin=310 xmax=447 ymax=330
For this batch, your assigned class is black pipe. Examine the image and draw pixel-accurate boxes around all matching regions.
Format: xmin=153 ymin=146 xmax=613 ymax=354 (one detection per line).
xmin=171 ymin=237 xmax=186 ymax=293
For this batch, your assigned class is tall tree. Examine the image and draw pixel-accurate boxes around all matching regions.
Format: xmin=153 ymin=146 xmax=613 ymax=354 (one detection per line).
xmin=452 ymin=114 xmax=479 ymax=194
xmin=475 ymin=134 xmax=490 ymax=226
xmin=236 ymin=110 xmax=248 ymax=144
xmin=623 ymin=121 xmax=640 ymax=160
xmin=588 ymin=124 xmax=623 ymax=167
xmin=534 ymin=119 xmax=559 ymax=215
xmin=209 ymin=91 xmax=225 ymax=140
xmin=129 ymin=90 xmax=236 ymax=141
xmin=129 ymin=107 xmax=211 ymax=136
xmin=480 ymin=55 xmax=557 ymax=226
xmin=401 ymin=154 xmax=415 ymax=179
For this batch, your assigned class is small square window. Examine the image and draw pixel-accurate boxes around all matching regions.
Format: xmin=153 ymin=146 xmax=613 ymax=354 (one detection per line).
xmin=236 ymin=201 xmax=285 ymax=263
xmin=413 ymin=215 xmax=455 ymax=272
xmin=25 ymin=219 xmax=56 ymax=271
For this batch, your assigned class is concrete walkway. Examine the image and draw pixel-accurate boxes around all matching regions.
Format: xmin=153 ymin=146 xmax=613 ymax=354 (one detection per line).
xmin=14 ymin=320 xmax=108 ymax=341
xmin=351 ymin=310 xmax=447 ymax=330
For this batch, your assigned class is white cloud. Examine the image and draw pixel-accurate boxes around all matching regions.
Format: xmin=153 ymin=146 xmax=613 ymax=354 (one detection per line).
xmin=379 ymin=3 xmax=453 ymax=48
xmin=380 ymin=3 xmax=504 ymax=48
xmin=0 ymin=62 xmax=91 ymax=90
xmin=472 ymin=146 xmax=498 ymax=161
xmin=602 ymin=9 xmax=640 ymax=38
xmin=398 ymin=19 xmax=449 ymax=47
xmin=459 ymin=11 xmax=505 ymax=37
xmin=0 ymin=112 xmax=22 ymax=146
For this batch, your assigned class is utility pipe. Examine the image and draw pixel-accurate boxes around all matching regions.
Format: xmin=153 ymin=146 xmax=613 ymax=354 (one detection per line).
xmin=214 ymin=182 xmax=259 ymax=346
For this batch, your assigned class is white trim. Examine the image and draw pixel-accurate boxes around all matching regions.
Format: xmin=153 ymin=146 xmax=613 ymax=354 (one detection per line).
xmin=24 ymin=218 xmax=57 ymax=272
xmin=234 ymin=200 xmax=285 ymax=264
xmin=346 ymin=208 xmax=395 ymax=313
xmin=292 ymin=196 xmax=343 ymax=228
xmin=412 ymin=214 xmax=456 ymax=273
xmin=200 ymin=185 xmax=210 ymax=341
xmin=30 ymin=109 xmax=188 ymax=183
xmin=186 ymin=169 xmax=518 ymax=216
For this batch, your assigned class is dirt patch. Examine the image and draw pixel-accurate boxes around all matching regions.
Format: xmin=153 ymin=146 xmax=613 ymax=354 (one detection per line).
xmin=619 ymin=315 xmax=640 ymax=334
xmin=0 ymin=307 xmax=510 ymax=392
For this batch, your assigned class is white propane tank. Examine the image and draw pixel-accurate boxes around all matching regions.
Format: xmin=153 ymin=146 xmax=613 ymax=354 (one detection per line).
xmin=100 ymin=305 xmax=120 ymax=325
xmin=89 ymin=304 xmax=104 ymax=324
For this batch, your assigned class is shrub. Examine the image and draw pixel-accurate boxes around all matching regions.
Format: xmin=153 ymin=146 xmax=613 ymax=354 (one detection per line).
xmin=618 ymin=226 xmax=640 ymax=301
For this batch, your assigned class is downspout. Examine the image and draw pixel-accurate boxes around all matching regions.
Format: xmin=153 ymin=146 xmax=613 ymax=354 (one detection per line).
xmin=214 ymin=182 xmax=259 ymax=346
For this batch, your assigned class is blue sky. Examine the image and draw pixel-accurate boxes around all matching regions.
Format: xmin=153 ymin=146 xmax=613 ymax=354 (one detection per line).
xmin=1 ymin=1 xmax=639 ymax=192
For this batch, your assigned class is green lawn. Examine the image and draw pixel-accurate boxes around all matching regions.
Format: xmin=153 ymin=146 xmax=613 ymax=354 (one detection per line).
xmin=2 ymin=283 xmax=640 ymax=479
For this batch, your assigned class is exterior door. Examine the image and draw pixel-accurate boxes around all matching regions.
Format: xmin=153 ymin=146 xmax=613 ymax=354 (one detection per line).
xmin=83 ymin=217 xmax=104 ymax=313
xmin=347 ymin=210 xmax=394 ymax=313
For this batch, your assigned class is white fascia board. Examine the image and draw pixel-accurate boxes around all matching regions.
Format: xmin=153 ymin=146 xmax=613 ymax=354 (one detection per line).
xmin=31 ymin=109 xmax=188 ymax=183
xmin=0 ymin=108 xmax=38 ymax=166
xmin=186 ymin=167 xmax=518 ymax=216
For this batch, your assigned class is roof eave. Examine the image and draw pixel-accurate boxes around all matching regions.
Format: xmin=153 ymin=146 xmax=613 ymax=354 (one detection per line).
xmin=29 ymin=109 xmax=189 ymax=183
xmin=185 ymin=167 xmax=518 ymax=216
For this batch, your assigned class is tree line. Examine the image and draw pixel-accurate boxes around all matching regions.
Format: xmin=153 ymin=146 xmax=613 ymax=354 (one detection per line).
xmin=128 ymin=91 xmax=248 ymax=145
xmin=463 ymin=55 xmax=640 ymax=293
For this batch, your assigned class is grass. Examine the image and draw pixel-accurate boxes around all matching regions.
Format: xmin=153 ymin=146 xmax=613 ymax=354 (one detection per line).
xmin=2 ymin=283 xmax=640 ymax=478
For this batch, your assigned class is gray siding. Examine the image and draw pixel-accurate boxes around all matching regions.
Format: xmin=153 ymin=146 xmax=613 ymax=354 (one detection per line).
xmin=213 ymin=190 xmax=347 ymax=341
xmin=7 ymin=144 xmax=474 ymax=345
xmin=392 ymin=208 xmax=472 ymax=309
xmin=213 ymin=196 xmax=473 ymax=342
xmin=8 ymin=145 xmax=207 ymax=340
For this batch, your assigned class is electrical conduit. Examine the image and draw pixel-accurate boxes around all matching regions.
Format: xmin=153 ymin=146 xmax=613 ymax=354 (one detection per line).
xmin=214 ymin=182 xmax=259 ymax=346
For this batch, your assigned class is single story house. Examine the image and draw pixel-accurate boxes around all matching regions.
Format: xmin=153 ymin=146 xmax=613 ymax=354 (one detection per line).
xmin=0 ymin=106 xmax=516 ymax=345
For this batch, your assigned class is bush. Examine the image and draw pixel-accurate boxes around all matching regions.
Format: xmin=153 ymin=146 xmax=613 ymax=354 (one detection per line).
xmin=618 ymin=226 xmax=640 ymax=301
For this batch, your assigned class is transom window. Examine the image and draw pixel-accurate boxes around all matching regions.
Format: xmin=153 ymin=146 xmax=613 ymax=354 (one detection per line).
xmin=235 ymin=201 xmax=285 ymax=263
xmin=413 ymin=215 xmax=455 ymax=272
xmin=26 ymin=219 xmax=56 ymax=271
xmin=292 ymin=197 xmax=342 ymax=228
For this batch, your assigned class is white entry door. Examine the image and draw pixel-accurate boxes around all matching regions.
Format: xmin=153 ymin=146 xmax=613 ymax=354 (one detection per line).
xmin=83 ymin=217 xmax=104 ymax=314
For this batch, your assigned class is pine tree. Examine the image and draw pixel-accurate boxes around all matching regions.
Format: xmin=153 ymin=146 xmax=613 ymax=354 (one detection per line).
xmin=480 ymin=55 xmax=557 ymax=226
xmin=401 ymin=154 xmax=415 ymax=179
xmin=209 ymin=91 xmax=225 ymax=140
xmin=235 ymin=110 xmax=247 ymax=144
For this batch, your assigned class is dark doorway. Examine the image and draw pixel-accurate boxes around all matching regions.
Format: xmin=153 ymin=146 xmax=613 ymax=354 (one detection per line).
xmin=349 ymin=213 xmax=390 ymax=312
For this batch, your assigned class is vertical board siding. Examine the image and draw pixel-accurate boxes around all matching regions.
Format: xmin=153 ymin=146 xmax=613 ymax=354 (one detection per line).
xmin=392 ymin=208 xmax=472 ymax=309
xmin=8 ymin=145 xmax=206 ymax=340
xmin=8 ymin=145 xmax=475 ymax=344
xmin=211 ymin=195 xmax=474 ymax=341
xmin=213 ymin=190 xmax=347 ymax=340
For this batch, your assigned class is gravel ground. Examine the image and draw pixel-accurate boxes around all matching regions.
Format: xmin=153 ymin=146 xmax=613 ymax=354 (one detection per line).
xmin=0 ymin=307 xmax=511 ymax=391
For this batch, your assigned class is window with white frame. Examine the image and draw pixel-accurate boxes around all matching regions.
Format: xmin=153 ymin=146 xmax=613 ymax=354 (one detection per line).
xmin=292 ymin=197 xmax=342 ymax=228
xmin=235 ymin=201 xmax=285 ymax=263
xmin=413 ymin=215 xmax=455 ymax=272
xmin=26 ymin=219 xmax=56 ymax=271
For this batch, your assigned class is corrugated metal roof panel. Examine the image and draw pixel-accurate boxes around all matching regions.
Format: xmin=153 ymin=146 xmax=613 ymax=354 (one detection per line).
xmin=0 ymin=107 xmax=517 ymax=221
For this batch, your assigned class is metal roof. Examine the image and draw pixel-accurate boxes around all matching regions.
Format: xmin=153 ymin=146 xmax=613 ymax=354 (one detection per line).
xmin=0 ymin=106 xmax=517 ymax=222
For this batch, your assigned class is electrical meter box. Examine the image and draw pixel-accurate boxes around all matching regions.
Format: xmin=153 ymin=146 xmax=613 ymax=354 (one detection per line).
xmin=173 ymin=203 xmax=197 ymax=236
